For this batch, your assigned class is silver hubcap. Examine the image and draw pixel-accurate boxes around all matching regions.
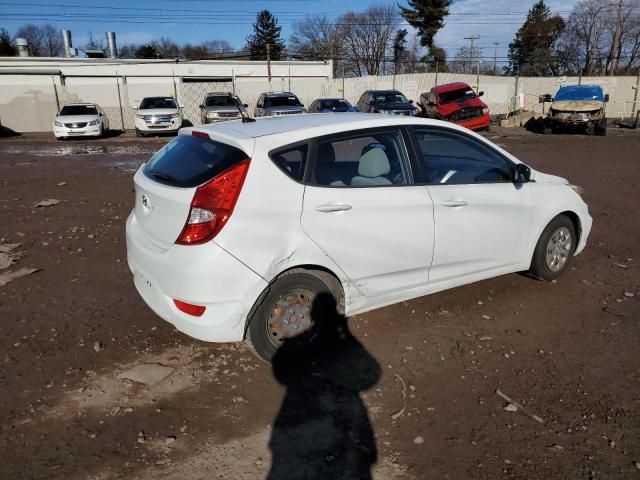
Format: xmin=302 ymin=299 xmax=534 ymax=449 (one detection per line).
xmin=546 ymin=227 xmax=572 ymax=272
xmin=267 ymin=289 xmax=315 ymax=347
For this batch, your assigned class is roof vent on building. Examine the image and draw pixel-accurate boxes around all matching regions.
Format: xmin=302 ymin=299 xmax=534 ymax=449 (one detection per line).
xmin=15 ymin=38 xmax=30 ymax=57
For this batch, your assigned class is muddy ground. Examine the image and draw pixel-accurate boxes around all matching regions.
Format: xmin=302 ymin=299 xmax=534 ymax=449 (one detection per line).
xmin=0 ymin=128 xmax=639 ymax=480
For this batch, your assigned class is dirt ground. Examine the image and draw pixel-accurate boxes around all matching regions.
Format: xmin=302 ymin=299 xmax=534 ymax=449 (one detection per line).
xmin=0 ymin=127 xmax=639 ymax=480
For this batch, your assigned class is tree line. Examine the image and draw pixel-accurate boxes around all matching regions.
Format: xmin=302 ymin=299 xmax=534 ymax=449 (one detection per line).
xmin=1 ymin=0 xmax=638 ymax=76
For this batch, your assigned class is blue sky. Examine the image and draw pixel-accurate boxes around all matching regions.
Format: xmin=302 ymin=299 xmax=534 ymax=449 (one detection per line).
xmin=0 ymin=0 xmax=580 ymax=62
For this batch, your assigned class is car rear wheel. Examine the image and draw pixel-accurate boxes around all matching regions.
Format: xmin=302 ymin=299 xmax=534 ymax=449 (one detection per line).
xmin=529 ymin=215 xmax=576 ymax=281
xmin=247 ymin=272 xmax=335 ymax=362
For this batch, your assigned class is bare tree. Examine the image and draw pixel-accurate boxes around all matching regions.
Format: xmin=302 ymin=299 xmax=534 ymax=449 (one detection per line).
xmin=151 ymin=37 xmax=181 ymax=58
xmin=15 ymin=23 xmax=63 ymax=56
xmin=202 ymin=40 xmax=233 ymax=56
xmin=338 ymin=5 xmax=399 ymax=76
xmin=289 ymin=15 xmax=344 ymax=75
xmin=84 ymin=31 xmax=104 ymax=52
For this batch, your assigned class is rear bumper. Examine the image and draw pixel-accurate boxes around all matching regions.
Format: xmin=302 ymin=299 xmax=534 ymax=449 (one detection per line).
xmin=453 ymin=113 xmax=491 ymax=131
xmin=125 ymin=211 xmax=268 ymax=342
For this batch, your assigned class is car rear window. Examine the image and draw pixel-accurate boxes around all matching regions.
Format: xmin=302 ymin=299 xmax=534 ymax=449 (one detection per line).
xmin=143 ymin=134 xmax=247 ymax=188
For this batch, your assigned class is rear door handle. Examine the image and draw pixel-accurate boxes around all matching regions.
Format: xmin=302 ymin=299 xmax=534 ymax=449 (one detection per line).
xmin=315 ymin=204 xmax=353 ymax=213
xmin=442 ymin=199 xmax=468 ymax=208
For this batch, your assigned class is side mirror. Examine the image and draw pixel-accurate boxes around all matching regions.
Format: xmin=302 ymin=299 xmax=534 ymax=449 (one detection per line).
xmin=132 ymin=106 xmax=138 ymax=110
xmin=99 ymin=112 xmax=103 ymax=116
xmin=604 ymin=93 xmax=610 ymax=102
xmin=243 ymin=103 xmax=248 ymax=108
xmin=540 ymin=94 xmax=553 ymax=103
xmin=514 ymin=163 xmax=531 ymax=184
xmin=427 ymin=101 xmax=436 ymax=107
xmin=478 ymin=91 xmax=484 ymax=97
xmin=409 ymin=99 xmax=414 ymax=104
xmin=300 ymin=103 xmax=304 ymax=107
xmin=179 ymin=104 xmax=185 ymax=109
xmin=199 ymin=104 xmax=204 ymax=109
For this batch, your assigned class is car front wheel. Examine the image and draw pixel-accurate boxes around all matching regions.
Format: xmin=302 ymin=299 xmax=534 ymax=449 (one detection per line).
xmin=247 ymin=272 xmax=337 ymax=362
xmin=529 ymin=215 xmax=576 ymax=280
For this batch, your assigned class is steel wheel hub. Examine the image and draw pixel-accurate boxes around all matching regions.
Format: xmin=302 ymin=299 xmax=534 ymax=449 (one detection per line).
xmin=545 ymin=227 xmax=572 ymax=272
xmin=267 ymin=289 xmax=314 ymax=346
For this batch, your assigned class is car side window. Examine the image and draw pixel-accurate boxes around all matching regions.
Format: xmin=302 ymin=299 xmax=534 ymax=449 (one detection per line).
xmin=413 ymin=127 xmax=512 ymax=185
xmin=270 ymin=144 xmax=308 ymax=182
xmin=311 ymin=129 xmax=411 ymax=187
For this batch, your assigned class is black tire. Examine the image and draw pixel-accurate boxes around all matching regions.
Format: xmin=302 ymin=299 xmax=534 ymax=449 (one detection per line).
xmin=595 ymin=118 xmax=607 ymax=136
xmin=542 ymin=123 xmax=553 ymax=135
xmin=248 ymin=272 xmax=335 ymax=362
xmin=529 ymin=215 xmax=577 ymax=281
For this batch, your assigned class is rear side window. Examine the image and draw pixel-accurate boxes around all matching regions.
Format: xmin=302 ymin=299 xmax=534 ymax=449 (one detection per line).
xmin=270 ymin=144 xmax=308 ymax=181
xmin=143 ymin=135 xmax=247 ymax=188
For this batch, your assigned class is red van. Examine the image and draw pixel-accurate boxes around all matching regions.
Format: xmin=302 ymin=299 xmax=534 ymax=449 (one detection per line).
xmin=419 ymin=82 xmax=490 ymax=131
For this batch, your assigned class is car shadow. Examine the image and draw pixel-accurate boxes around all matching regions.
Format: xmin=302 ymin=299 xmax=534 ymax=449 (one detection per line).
xmin=267 ymin=292 xmax=381 ymax=480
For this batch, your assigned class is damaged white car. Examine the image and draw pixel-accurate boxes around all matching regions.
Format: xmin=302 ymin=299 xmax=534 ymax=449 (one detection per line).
xmin=126 ymin=114 xmax=592 ymax=361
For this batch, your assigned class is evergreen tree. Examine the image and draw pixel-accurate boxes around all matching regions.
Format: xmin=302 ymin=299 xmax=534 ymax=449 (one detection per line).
xmin=246 ymin=10 xmax=285 ymax=60
xmin=392 ymin=29 xmax=408 ymax=74
xmin=0 ymin=28 xmax=15 ymax=56
xmin=507 ymin=1 xmax=565 ymax=76
xmin=134 ymin=44 xmax=159 ymax=59
xmin=399 ymin=0 xmax=451 ymax=55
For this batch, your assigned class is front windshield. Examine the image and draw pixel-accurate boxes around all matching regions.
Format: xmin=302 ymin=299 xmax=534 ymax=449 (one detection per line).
xmin=373 ymin=92 xmax=409 ymax=105
xmin=139 ymin=97 xmax=177 ymax=109
xmin=59 ymin=105 xmax=97 ymax=116
xmin=319 ymin=99 xmax=350 ymax=112
xmin=205 ymin=95 xmax=239 ymax=107
xmin=554 ymin=85 xmax=604 ymax=102
xmin=438 ymin=87 xmax=476 ymax=104
xmin=264 ymin=96 xmax=302 ymax=108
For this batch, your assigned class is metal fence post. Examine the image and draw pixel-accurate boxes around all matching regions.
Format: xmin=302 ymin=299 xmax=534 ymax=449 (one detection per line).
xmin=632 ymin=72 xmax=640 ymax=119
xmin=115 ymin=72 xmax=125 ymax=131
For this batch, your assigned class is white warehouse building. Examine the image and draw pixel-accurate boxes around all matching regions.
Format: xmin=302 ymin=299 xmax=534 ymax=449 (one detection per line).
xmin=0 ymin=56 xmax=334 ymax=132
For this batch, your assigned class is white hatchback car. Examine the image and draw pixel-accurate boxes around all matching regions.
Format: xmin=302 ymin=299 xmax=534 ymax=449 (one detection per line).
xmin=126 ymin=114 xmax=592 ymax=361
xmin=53 ymin=103 xmax=109 ymax=139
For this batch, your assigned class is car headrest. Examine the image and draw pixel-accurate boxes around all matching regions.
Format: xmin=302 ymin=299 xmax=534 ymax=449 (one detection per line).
xmin=358 ymin=147 xmax=390 ymax=178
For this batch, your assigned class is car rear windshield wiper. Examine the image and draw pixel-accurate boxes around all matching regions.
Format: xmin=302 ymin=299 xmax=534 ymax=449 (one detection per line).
xmin=149 ymin=170 xmax=179 ymax=183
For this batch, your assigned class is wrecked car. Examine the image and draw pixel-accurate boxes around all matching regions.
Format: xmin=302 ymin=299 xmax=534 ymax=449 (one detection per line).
xmin=542 ymin=85 xmax=609 ymax=136
xmin=126 ymin=114 xmax=592 ymax=362
xmin=420 ymin=82 xmax=490 ymax=131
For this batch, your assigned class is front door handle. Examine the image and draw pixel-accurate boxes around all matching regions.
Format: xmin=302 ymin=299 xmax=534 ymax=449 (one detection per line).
xmin=442 ymin=199 xmax=469 ymax=208
xmin=315 ymin=204 xmax=353 ymax=213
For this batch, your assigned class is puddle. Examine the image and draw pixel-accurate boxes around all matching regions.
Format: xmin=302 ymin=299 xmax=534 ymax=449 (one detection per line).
xmin=5 ymin=144 xmax=157 ymax=157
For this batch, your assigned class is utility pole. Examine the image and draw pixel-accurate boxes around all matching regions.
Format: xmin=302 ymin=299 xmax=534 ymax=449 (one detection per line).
xmin=493 ymin=42 xmax=499 ymax=75
xmin=609 ymin=0 xmax=623 ymax=76
xmin=266 ymin=43 xmax=272 ymax=91
xmin=464 ymin=35 xmax=480 ymax=74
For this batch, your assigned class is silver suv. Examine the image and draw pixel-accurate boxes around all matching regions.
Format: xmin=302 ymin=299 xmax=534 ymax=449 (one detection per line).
xmin=254 ymin=92 xmax=306 ymax=117
xmin=199 ymin=92 xmax=248 ymax=124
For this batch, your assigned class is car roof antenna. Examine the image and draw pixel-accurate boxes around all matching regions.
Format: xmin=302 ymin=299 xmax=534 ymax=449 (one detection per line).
xmin=230 ymin=93 xmax=255 ymax=123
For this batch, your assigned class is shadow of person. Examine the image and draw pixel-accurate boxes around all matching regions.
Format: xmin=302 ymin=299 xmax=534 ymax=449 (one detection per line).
xmin=267 ymin=292 xmax=382 ymax=480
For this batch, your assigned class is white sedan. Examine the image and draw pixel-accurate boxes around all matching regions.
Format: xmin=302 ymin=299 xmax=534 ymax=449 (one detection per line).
xmin=126 ymin=113 xmax=592 ymax=361
xmin=53 ymin=103 xmax=109 ymax=139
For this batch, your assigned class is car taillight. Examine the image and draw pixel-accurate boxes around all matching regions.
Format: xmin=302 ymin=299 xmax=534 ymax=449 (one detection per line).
xmin=176 ymin=159 xmax=250 ymax=245
xmin=173 ymin=299 xmax=206 ymax=317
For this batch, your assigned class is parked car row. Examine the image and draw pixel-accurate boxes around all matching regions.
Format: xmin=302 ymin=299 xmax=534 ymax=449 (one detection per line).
xmin=51 ymin=82 xmax=610 ymax=140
